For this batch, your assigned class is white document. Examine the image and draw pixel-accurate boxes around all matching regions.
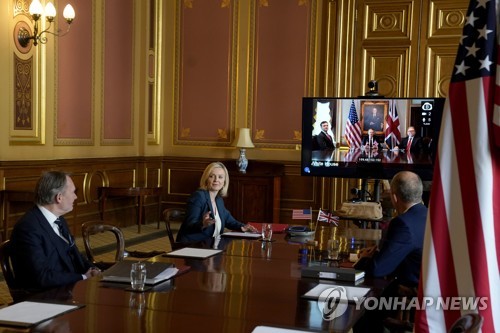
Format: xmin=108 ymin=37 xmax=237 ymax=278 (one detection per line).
xmin=102 ymin=261 xmax=179 ymax=285
xmin=165 ymin=247 xmax=223 ymax=259
xmin=0 ymin=301 xmax=81 ymax=327
xmin=221 ymin=231 xmax=262 ymax=238
xmin=303 ymin=284 xmax=371 ymax=302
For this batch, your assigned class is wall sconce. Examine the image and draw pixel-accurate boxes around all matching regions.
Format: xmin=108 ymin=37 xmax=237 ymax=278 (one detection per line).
xmin=18 ymin=0 xmax=76 ymax=47
xmin=235 ymin=128 xmax=255 ymax=173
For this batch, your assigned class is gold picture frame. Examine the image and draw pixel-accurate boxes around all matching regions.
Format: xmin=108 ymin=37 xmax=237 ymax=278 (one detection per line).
xmin=360 ymin=101 xmax=388 ymax=135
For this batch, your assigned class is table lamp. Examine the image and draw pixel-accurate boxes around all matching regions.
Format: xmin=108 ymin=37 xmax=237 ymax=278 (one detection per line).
xmin=235 ymin=128 xmax=255 ymax=173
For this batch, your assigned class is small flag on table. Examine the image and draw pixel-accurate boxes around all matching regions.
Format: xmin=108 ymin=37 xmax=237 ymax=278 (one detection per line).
xmin=317 ymin=209 xmax=339 ymax=226
xmin=292 ymin=209 xmax=312 ymax=220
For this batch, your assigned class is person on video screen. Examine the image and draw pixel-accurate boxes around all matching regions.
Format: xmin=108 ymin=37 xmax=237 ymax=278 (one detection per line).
xmin=316 ymin=121 xmax=336 ymax=150
xmin=361 ymin=129 xmax=381 ymax=150
xmin=399 ymin=126 xmax=423 ymax=154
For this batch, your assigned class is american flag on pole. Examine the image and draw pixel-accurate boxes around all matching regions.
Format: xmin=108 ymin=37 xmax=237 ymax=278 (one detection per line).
xmin=384 ymin=99 xmax=401 ymax=149
xmin=317 ymin=209 xmax=339 ymax=226
xmin=415 ymin=0 xmax=499 ymax=332
xmin=345 ymin=100 xmax=362 ymax=148
xmin=292 ymin=209 xmax=312 ymax=220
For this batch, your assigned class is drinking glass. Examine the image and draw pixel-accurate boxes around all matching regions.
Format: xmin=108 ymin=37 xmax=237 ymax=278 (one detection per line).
xmin=327 ymin=239 xmax=339 ymax=260
xmin=130 ymin=262 xmax=147 ymax=291
xmin=261 ymin=223 xmax=273 ymax=242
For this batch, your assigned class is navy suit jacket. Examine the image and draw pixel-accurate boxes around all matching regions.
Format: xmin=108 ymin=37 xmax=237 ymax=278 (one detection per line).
xmin=10 ymin=206 xmax=92 ymax=292
xmin=361 ymin=135 xmax=381 ymax=147
xmin=316 ymin=131 xmax=336 ymax=150
xmin=399 ymin=136 xmax=423 ymax=154
xmin=354 ymin=203 xmax=427 ymax=287
xmin=176 ymin=190 xmax=245 ymax=243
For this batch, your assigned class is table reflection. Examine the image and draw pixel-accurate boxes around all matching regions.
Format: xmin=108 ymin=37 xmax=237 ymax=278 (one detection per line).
xmin=312 ymin=148 xmax=432 ymax=165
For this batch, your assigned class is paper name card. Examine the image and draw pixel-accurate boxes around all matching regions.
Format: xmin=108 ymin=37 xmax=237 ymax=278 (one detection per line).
xmin=165 ymin=247 xmax=223 ymax=259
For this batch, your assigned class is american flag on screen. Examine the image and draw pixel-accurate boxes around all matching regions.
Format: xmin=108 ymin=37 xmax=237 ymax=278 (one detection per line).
xmin=345 ymin=100 xmax=362 ymax=148
xmin=292 ymin=209 xmax=312 ymax=220
xmin=384 ymin=100 xmax=401 ymax=149
xmin=317 ymin=209 xmax=339 ymax=226
xmin=344 ymin=148 xmax=361 ymax=162
xmin=414 ymin=0 xmax=499 ymax=332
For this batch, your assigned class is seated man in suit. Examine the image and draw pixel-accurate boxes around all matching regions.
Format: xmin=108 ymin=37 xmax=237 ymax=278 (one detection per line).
xmin=361 ymin=128 xmax=381 ymax=150
xmin=10 ymin=171 xmax=100 ymax=293
xmin=353 ymin=171 xmax=427 ymax=332
xmin=399 ymin=126 xmax=423 ymax=154
xmin=316 ymin=121 xmax=336 ymax=150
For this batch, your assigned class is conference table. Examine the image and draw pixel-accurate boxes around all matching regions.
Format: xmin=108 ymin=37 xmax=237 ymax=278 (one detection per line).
xmin=1 ymin=234 xmax=389 ymax=333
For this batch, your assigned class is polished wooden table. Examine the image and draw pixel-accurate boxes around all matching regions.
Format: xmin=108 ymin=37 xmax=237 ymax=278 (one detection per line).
xmin=97 ymin=187 xmax=162 ymax=233
xmin=7 ymin=235 xmax=387 ymax=333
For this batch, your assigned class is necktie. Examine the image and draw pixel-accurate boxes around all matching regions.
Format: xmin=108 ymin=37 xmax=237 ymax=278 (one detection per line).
xmin=406 ymin=137 xmax=413 ymax=151
xmin=55 ymin=218 xmax=74 ymax=247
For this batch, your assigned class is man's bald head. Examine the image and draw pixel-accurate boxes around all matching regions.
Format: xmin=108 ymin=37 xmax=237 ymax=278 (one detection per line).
xmin=390 ymin=171 xmax=423 ymax=204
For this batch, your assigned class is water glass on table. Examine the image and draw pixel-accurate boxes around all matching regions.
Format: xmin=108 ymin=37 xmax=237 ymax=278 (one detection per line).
xmin=130 ymin=262 xmax=147 ymax=291
xmin=327 ymin=239 xmax=339 ymax=260
xmin=261 ymin=223 xmax=273 ymax=242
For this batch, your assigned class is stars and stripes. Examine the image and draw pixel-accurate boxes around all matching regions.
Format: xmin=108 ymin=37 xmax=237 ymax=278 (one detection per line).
xmin=345 ymin=100 xmax=362 ymax=148
xmin=414 ymin=0 xmax=499 ymax=332
xmin=292 ymin=209 xmax=312 ymax=220
xmin=384 ymin=100 xmax=401 ymax=149
xmin=343 ymin=148 xmax=361 ymax=162
xmin=317 ymin=209 xmax=339 ymax=226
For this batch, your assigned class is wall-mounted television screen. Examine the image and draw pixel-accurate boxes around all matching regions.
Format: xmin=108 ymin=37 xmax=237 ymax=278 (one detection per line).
xmin=301 ymin=97 xmax=445 ymax=180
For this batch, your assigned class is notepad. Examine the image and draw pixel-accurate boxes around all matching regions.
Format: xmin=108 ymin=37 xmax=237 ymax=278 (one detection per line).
xmin=0 ymin=301 xmax=83 ymax=327
xmin=302 ymin=284 xmax=371 ymax=303
xmin=102 ymin=261 xmax=178 ymax=285
xmin=164 ymin=247 xmax=223 ymax=259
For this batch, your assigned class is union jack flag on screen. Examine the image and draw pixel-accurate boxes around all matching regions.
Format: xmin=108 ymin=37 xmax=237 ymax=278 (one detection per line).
xmin=317 ymin=209 xmax=339 ymax=226
xmin=345 ymin=100 xmax=362 ymax=148
xmin=384 ymin=100 xmax=401 ymax=149
xmin=415 ymin=0 xmax=499 ymax=332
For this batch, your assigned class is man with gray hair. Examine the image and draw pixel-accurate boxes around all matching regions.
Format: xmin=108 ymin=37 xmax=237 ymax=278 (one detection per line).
xmin=354 ymin=171 xmax=427 ymax=333
xmin=10 ymin=171 xmax=100 ymax=295
xmin=354 ymin=171 xmax=427 ymax=287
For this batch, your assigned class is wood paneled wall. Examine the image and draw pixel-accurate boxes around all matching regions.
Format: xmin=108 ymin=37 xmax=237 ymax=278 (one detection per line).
xmin=0 ymin=157 xmax=162 ymax=238
xmin=1 ymin=156 xmax=362 ymax=239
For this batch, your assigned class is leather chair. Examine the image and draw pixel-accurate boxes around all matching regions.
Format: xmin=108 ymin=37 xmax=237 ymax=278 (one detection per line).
xmin=382 ymin=284 xmax=418 ymax=333
xmin=0 ymin=239 xmax=30 ymax=302
xmin=81 ymin=222 xmax=125 ymax=270
xmin=448 ymin=313 xmax=483 ymax=333
xmin=162 ymin=208 xmax=186 ymax=250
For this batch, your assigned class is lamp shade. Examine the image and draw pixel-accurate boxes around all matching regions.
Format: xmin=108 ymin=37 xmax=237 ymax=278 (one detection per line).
xmin=235 ymin=128 xmax=255 ymax=148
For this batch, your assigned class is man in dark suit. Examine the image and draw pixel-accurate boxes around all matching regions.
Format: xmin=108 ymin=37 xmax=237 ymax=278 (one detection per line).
xmin=399 ymin=126 xmax=423 ymax=154
xmin=316 ymin=121 xmax=336 ymax=150
xmin=361 ymin=128 xmax=381 ymax=149
xmin=10 ymin=171 xmax=100 ymax=293
xmin=353 ymin=171 xmax=427 ymax=332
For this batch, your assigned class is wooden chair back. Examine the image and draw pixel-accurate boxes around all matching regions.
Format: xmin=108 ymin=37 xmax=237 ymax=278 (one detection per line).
xmin=162 ymin=208 xmax=186 ymax=250
xmin=81 ymin=222 xmax=125 ymax=270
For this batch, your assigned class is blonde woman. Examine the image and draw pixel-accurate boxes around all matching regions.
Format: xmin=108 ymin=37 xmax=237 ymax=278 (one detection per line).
xmin=176 ymin=162 xmax=257 ymax=243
